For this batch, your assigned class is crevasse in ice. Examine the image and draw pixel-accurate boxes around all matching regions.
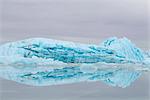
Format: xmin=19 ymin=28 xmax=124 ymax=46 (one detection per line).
xmin=0 ymin=37 xmax=149 ymax=88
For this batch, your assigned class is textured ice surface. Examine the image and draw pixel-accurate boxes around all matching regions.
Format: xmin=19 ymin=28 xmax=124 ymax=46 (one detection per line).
xmin=0 ymin=37 xmax=149 ymax=88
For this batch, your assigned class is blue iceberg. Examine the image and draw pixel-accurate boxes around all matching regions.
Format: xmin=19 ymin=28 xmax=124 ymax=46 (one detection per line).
xmin=0 ymin=37 xmax=149 ymax=88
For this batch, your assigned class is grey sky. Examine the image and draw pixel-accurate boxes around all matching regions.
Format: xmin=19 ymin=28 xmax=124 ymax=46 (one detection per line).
xmin=0 ymin=0 xmax=150 ymax=100
xmin=0 ymin=0 xmax=149 ymax=48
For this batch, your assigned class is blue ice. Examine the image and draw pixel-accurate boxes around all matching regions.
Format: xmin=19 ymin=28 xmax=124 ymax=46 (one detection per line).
xmin=0 ymin=37 xmax=149 ymax=88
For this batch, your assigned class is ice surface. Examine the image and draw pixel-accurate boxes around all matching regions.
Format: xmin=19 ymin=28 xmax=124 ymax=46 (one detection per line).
xmin=0 ymin=37 xmax=149 ymax=88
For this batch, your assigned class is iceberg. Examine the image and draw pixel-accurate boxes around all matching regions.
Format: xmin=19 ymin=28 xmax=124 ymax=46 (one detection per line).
xmin=0 ymin=37 xmax=149 ymax=88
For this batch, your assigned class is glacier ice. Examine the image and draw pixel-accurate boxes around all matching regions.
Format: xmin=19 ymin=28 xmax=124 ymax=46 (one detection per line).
xmin=0 ymin=37 xmax=149 ymax=88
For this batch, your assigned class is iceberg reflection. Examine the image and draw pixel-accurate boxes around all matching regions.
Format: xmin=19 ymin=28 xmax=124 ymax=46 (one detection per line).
xmin=0 ymin=62 xmax=149 ymax=88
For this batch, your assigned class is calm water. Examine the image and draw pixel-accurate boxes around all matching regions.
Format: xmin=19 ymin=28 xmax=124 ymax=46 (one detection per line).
xmin=0 ymin=73 xmax=149 ymax=100
xmin=0 ymin=0 xmax=149 ymax=100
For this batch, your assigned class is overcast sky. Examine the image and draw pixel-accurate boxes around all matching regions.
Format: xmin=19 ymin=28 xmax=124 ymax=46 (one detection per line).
xmin=0 ymin=0 xmax=150 ymax=100
xmin=0 ymin=0 xmax=149 ymax=48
